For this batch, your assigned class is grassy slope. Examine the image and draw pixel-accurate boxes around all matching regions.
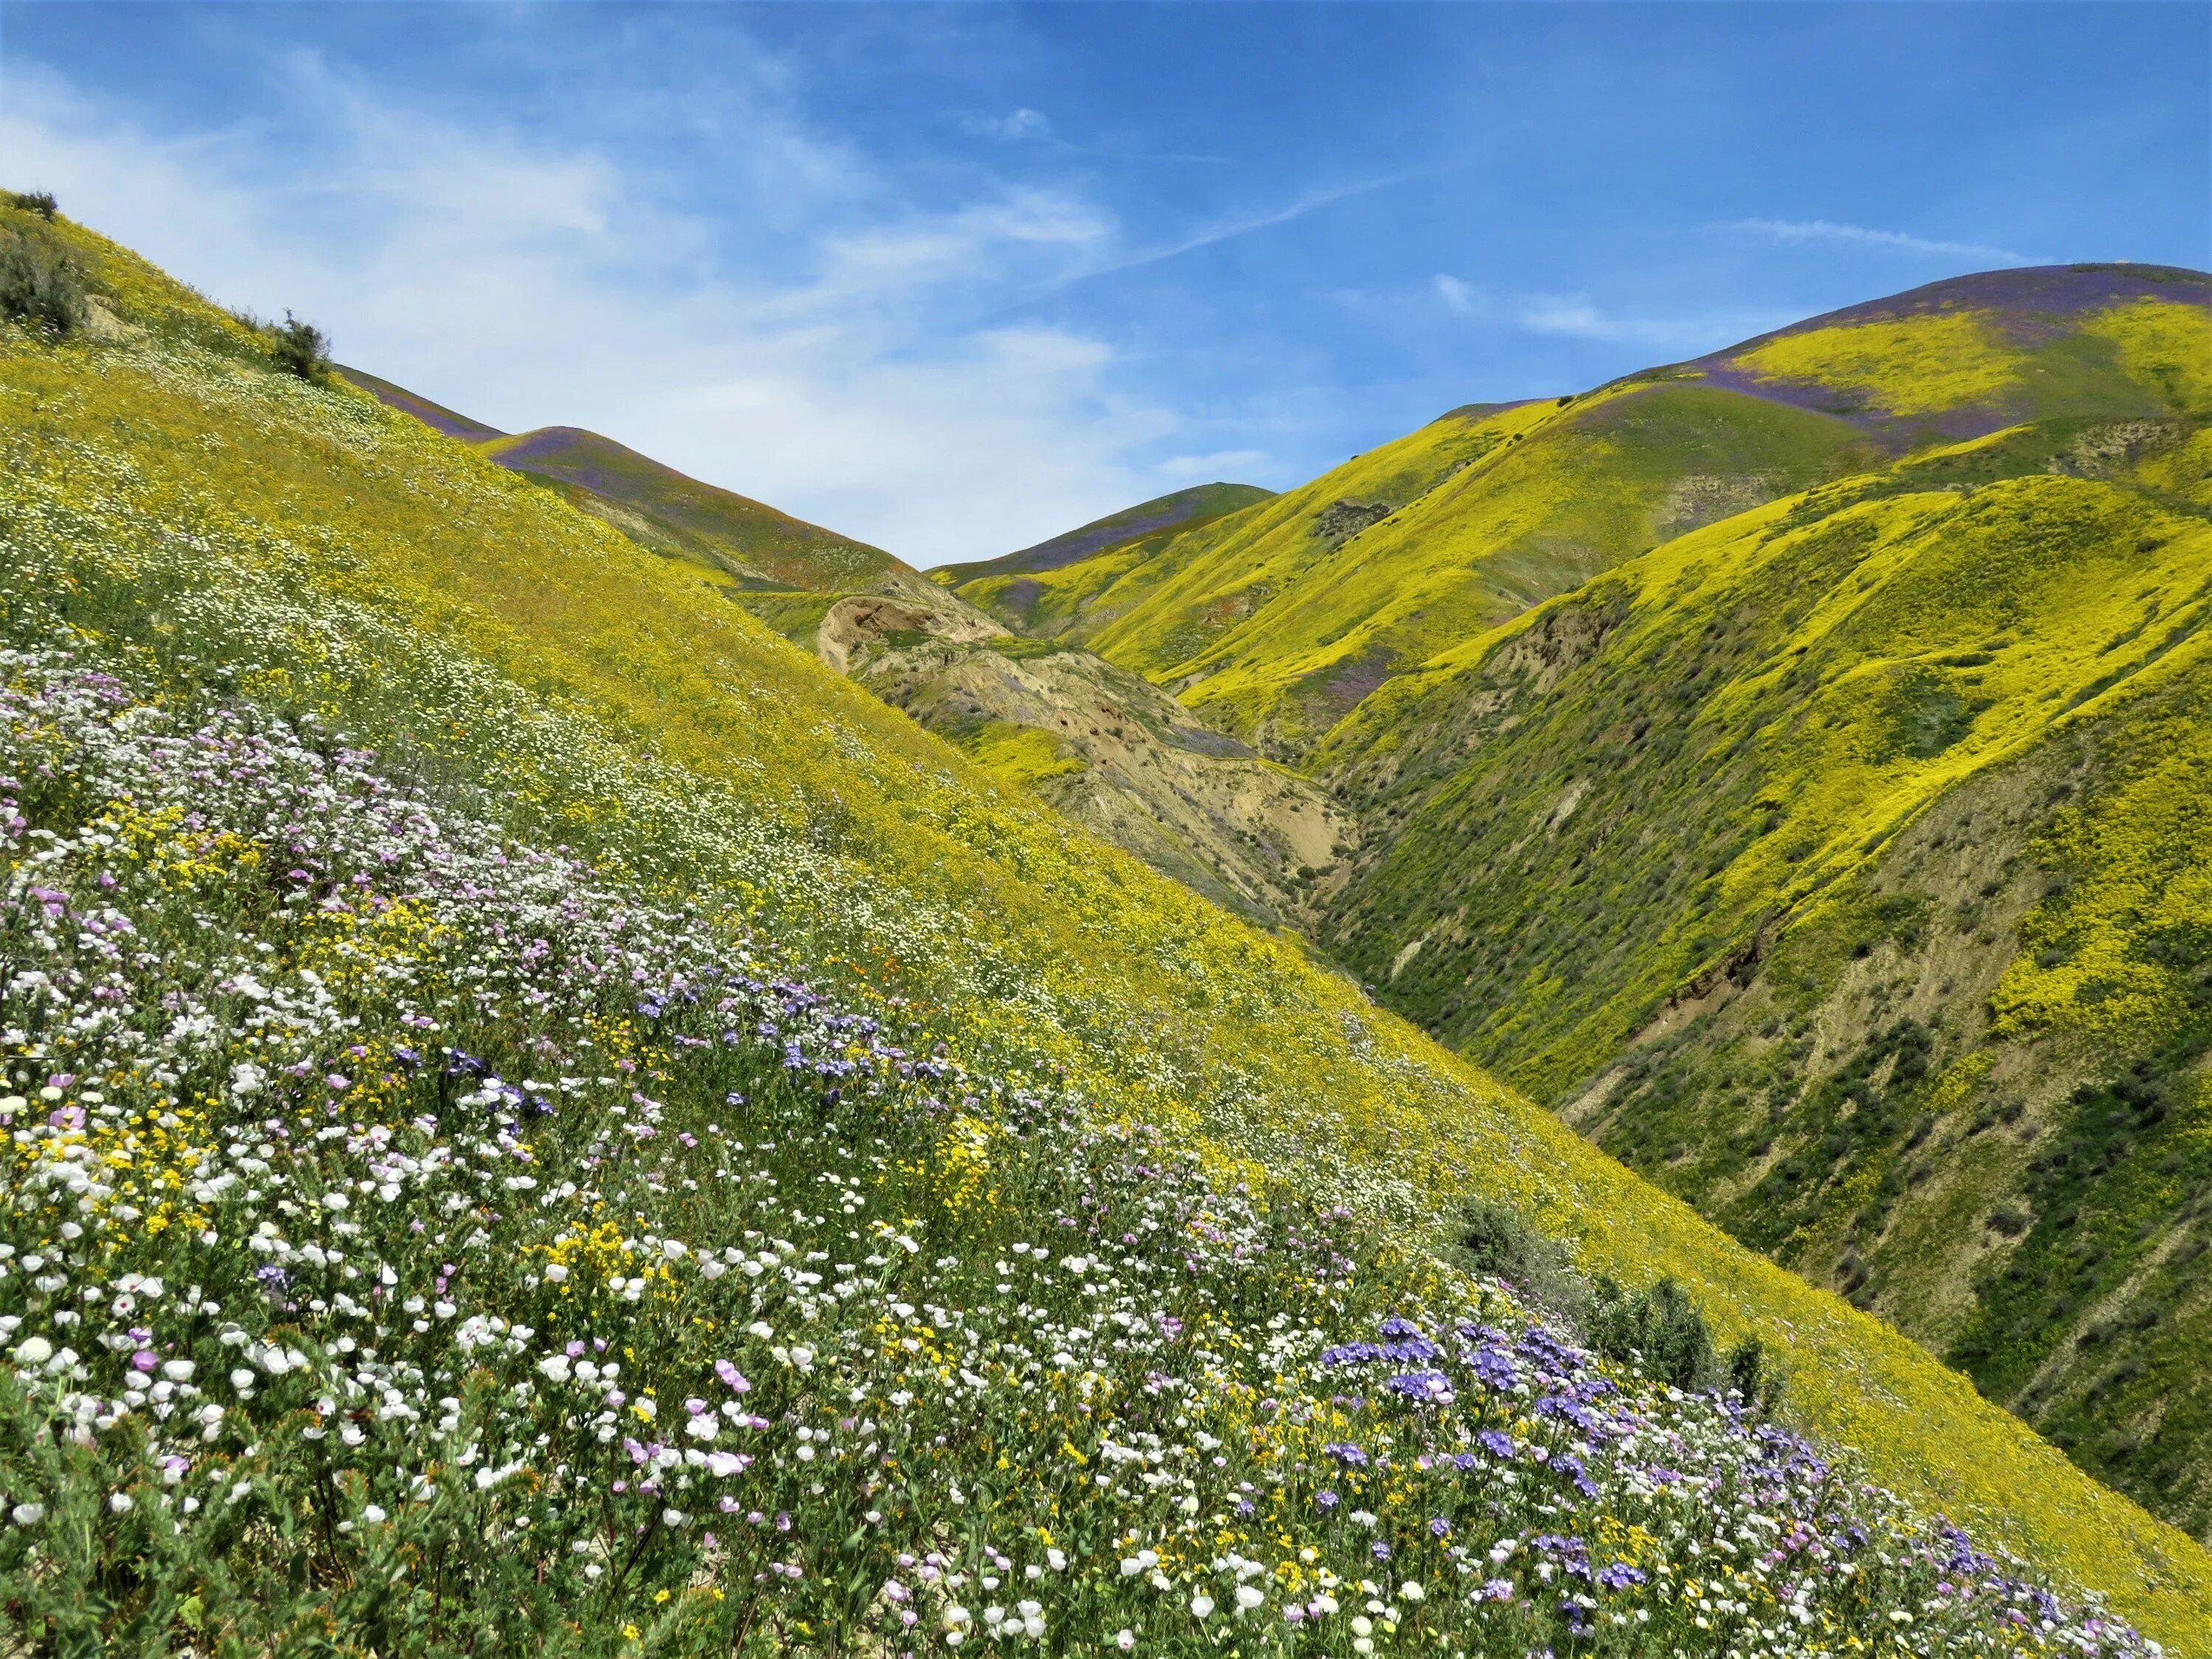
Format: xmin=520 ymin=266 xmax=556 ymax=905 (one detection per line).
xmin=335 ymin=364 xmax=506 ymax=442
xmin=944 ymin=484 xmax=1277 ymax=640
xmin=939 ymin=482 xmax=1273 ymax=585
xmin=7 ymin=210 xmax=2212 ymax=1641
xmin=1051 ymin=267 xmax=2208 ymax=761
xmin=1314 ymin=364 xmax=2212 ymax=1535
xmin=1050 ymin=389 xmax=1869 ymax=758
xmin=341 ymin=369 xmax=910 ymax=594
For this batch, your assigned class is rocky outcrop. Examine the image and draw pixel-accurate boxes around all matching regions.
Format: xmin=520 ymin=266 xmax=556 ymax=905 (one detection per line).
xmin=852 ymin=635 xmax=1350 ymax=928
xmin=815 ymin=592 xmax=1004 ymax=674
xmin=1310 ymin=499 xmax=1397 ymax=546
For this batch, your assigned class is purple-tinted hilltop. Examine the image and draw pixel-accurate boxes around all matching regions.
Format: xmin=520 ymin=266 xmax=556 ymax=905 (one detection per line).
xmin=1676 ymin=262 xmax=2211 ymax=445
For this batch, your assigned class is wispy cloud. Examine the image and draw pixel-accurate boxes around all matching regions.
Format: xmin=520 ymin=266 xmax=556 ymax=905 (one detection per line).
xmin=1432 ymin=273 xmax=1482 ymax=316
xmin=1070 ymin=175 xmax=1410 ymax=288
xmin=1430 ymin=276 xmax=1791 ymax=356
xmin=1727 ymin=218 xmax=2026 ymax=264
xmin=955 ymin=105 xmax=1225 ymax=165
xmin=959 ymin=107 xmax=1053 ymax=142
xmin=1159 ymin=448 xmax=1269 ymax=481
xmin=0 ymin=57 xmax=1199 ymax=567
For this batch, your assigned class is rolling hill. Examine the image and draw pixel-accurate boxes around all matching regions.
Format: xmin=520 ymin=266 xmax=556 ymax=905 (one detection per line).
xmin=938 ymin=482 xmax=1275 ymax=636
xmin=340 ymin=366 xmax=933 ymax=598
xmin=1012 ymin=265 xmax=2208 ymax=760
xmin=1317 ymin=428 xmax=2212 ymax=1535
xmin=353 ymin=267 xmax=2212 ymax=1525
xmin=346 ymin=367 xmax=1332 ymax=925
xmin=6 ymin=200 xmax=2209 ymax=1649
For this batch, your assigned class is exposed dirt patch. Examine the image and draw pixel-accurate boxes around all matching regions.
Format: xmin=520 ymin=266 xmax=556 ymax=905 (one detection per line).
xmin=1310 ymin=499 xmax=1397 ymax=547
xmin=852 ymin=634 xmax=1350 ymax=928
xmin=816 ymin=593 xmax=1004 ymax=674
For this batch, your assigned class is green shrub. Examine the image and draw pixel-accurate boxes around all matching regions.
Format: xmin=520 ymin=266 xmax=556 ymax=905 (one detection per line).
xmin=1455 ymin=1198 xmax=1783 ymax=1411
xmin=0 ymin=221 xmax=86 ymax=336
xmin=1589 ymin=1273 xmax=1715 ymax=1390
xmin=271 ymin=310 xmax=330 ymax=382
xmin=3 ymin=189 xmax=58 ymax=220
xmin=1453 ymin=1192 xmax=1586 ymax=1315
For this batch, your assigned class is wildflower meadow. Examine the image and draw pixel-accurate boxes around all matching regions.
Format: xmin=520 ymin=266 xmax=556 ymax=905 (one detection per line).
xmin=0 ymin=643 xmax=2158 ymax=1656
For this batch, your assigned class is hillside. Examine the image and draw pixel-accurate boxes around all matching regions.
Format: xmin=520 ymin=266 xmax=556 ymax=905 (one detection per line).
xmin=1298 ymin=284 xmax=2212 ymax=1534
xmin=347 ymin=366 xmax=1329 ymax=925
xmin=849 ymin=633 xmax=1346 ymax=925
xmin=3 ymin=203 xmax=2208 ymax=1649
xmin=939 ymin=483 xmax=1274 ymax=636
xmin=1014 ymin=266 xmax=2207 ymax=761
xmin=341 ymin=367 xmax=928 ymax=597
xmin=947 ymin=263 xmax=2212 ymax=1535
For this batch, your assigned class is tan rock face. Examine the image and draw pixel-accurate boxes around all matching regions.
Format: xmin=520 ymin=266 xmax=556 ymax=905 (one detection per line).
xmin=815 ymin=591 xmax=1004 ymax=675
xmin=844 ymin=627 xmax=1350 ymax=929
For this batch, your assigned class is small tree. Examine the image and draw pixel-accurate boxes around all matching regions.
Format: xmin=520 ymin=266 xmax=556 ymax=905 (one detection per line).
xmin=271 ymin=310 xmax=331 ymax=383
xmin=4 ymin=189 xmax=59 ymax=220
xmin=0 ymin=222 xmax=87 ymax=336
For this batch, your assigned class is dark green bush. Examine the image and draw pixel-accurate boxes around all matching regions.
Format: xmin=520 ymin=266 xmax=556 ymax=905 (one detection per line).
xmin=1454 ymin=1198 xmax=1783 ymax=1412
xmin=0 ymin=221 xmax=87 ymax=336
xmin=271 ymin=310 xmax=331 ymax=382
xmin=4 ymin=189 xmax=58 ymax=220
xmin=1588 ymin=1274 xmax=1715 ymax=1390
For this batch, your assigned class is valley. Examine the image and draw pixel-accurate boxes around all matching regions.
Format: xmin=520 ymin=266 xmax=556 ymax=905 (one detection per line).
xmin=4 ymin=194 xmax=2210 ymax=1651
xmin=353 ymin=260 xmax=2212 ymax=1542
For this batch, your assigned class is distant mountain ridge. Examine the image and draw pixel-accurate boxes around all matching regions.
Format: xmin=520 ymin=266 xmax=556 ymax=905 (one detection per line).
xmin=938 ymin=481 xmax=1274 ymax=582
xmin=1007 ymin=263 xmax=2211 ymax=759
xmin=338 ymin=366 xmax=919 ymax=596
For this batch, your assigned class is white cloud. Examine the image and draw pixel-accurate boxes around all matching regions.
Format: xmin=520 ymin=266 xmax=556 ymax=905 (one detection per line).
xmin=1429 ymin=272 xmax=1788 ymax=356
xmin=1432 ymin=273 xmax=1481 ymax=315
xmin=1515 ymin=292 xmax=1794 ymax=352
xmin=1158 ymin=449 xmax=1269 ymax=481
xmin=959 ymin=108 xmax=1054 ymax=142
xmin=1063 ymin=175 xmax=1410 ymax=291
xmin=0 ymin=58 xmax=1180 ymax=567
xmin=1726 ymin=218 xmax=2025 ymax=264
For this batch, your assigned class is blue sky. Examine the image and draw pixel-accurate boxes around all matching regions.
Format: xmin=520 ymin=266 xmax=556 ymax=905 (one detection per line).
xmin=4 ymin=3 xmax=2206 ymax=565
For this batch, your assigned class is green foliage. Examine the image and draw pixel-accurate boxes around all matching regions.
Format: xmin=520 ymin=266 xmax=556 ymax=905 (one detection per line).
xmin=1588 ymin=1276 xmax=1717 ymax=1392
xmin=2 ymin=191 xmax=58 ymax=221
xmin=1455 ymin=1198 xmax=1784 ymax=1413
xmin=269 ymin=310 xmax=330 ymax=383
xmin=0 ymin=220 xmax=87 ymax=337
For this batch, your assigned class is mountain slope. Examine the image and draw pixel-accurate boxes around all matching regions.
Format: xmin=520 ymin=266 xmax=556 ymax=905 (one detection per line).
xmin=1028 ymin=266 xmax=2207 ymax=761
xmin=344 ymin=365 xmax=1326 ymax=922
xmin=6 ymin=204 xmax=2209 ymax=1644
xmin=1311 ymin=406 xmax=2212 ymax=1532
xmin=939 ymin=482 xmax=1273 ymax=635
xmin=849 ymin=633 xmax=1347 ymax=925
xmin=968 ymin=264 xmax=2212 ymax=1534
xmin=341 ymin=368 xmax=926 ymax=597
xmin=939 ymin=481 xmax=1274 ymax=583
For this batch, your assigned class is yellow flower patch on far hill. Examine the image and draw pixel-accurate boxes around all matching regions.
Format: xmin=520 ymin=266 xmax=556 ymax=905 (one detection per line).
xmin=1737 ymin=310 xmax=2020 ymax=416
